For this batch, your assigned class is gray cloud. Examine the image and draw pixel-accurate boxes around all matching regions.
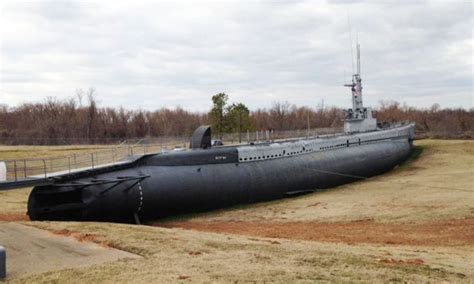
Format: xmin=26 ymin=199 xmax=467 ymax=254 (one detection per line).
xmin=0 ymin=0 xmax=472 ymax=111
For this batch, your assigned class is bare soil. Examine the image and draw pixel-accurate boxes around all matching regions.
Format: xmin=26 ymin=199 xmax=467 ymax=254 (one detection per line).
xmin=0 ymin=213 xmax=28 ymax=221
xmin=50 ymin=228 xmax=111 ymax=248
xmin=158 ymin=217 xmax=474 ymax=246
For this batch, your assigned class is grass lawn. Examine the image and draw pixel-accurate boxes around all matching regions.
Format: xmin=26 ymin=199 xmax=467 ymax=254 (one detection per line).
xmin=1 ymin=139 xmax=473 ymax=283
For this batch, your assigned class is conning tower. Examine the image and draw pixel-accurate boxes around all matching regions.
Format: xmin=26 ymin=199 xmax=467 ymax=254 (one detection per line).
xmin=344 ymin=44 xmax=377 ymax=133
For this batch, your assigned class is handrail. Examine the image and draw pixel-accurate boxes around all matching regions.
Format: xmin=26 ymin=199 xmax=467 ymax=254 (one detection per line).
xmin=0 ymin=126 xmax=350 ymax=183
xmin=0 ymin=143 xmax=164 ymax=183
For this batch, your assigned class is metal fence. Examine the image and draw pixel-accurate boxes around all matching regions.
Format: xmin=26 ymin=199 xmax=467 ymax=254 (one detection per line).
xmin=219 ymin=127 xmax=343 ymax=144
xmin=0 ymin=127 xmax=343 ymax=183
xmin=1 ymin=140 xmax=190 ymax=182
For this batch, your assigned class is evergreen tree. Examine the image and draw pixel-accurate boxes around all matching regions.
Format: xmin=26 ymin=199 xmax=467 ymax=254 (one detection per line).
xmin=227 ymin=103 xmax=251 ymax=142
xmin=208 ymin=93 xmax=228 ymax=139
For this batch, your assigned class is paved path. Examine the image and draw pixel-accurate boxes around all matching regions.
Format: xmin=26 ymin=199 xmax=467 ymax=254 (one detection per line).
xmin=0 ymin=223 xmax=140 ymax=280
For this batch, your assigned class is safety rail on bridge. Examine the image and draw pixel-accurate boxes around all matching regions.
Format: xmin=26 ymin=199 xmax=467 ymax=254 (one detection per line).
xmin=0 ymin=141 xmax=187 ymax=183
xmin=0 ymin=127 xmax=346 ymax=184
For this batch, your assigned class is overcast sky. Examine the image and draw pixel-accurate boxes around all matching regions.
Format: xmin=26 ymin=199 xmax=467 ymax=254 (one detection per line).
xmin=0 ymin=0 xmax=472 ymax=112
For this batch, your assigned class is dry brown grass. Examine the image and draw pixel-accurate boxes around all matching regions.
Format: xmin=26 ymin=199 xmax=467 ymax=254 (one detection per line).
xmin=0 ymin=145 xmax=114 ymax=161
xmin=1 ymin=139 xmax=473 ymax=282
xmin=0 ymin=188 xmax=30 ymax=217
xmin=14 ymin=221 xmax=472 ymax=283
xmin=160 ymin=139 xmax=474 ymax=224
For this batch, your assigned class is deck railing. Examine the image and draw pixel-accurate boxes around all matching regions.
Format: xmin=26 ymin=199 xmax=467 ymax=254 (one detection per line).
xmin=0 ymin=127 xmax=344 ymax=183
xmin=0 ymin=141 xmax=185 ymax=182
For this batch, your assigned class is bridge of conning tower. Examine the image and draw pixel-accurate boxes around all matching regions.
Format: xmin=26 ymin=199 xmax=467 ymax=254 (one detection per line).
xmin=343 ymin=43 xmax=377 ymax=133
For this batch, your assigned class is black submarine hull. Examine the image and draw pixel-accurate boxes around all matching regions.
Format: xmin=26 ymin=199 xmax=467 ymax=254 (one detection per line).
xmin=27 ymin=136 xmax=411 ymax=222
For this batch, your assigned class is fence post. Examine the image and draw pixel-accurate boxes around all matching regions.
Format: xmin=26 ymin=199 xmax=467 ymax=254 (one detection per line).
xmin=42 ymin=160 xmax=47 ymax=178
xmin=68 ymin=157 xmax=71 ymax=173
xmin=23 ymin=160 xmax=27 ymax=178
xmin=91 ymin=153 xmax=94 ymax=169
xmin=13 ymin=161 xmax=17 ymax=181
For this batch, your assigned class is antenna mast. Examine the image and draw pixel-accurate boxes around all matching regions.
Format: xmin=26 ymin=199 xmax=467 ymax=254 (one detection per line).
xmin=347 ymin=14 xmax=355 ymax=74
xmin=344 ymin=43 xmax=363 ymax=112
xmin=357 ymin=43 xmax=361 ymax=76
xmin=343 ymin=43 xmax=377 ymax=133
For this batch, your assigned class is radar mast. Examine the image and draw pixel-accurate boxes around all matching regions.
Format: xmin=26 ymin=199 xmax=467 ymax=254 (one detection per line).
xmin=343 ymin=43 xmax=377 ymax=133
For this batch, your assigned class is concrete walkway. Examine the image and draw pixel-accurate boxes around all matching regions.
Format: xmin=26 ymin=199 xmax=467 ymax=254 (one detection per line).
xmin=0 ymin=223 xmax=140 ymax=280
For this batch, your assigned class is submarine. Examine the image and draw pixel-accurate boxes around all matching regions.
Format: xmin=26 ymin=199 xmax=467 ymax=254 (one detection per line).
xmin=9 ymin=44 xmax=415 ymax=223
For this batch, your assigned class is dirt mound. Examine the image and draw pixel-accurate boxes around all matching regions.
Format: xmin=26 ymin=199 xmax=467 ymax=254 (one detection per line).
xmin=157 ymin=217 xmax=474 ymax=246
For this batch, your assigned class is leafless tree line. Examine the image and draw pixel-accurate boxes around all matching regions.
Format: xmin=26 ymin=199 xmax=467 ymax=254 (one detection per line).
xmin=374 ymin=101 xmax=474 ymax=139
xmin=0 ymin=90 xmax=206 ymax=145
xmin=0 ymin=94 xmax=472 ymax=145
